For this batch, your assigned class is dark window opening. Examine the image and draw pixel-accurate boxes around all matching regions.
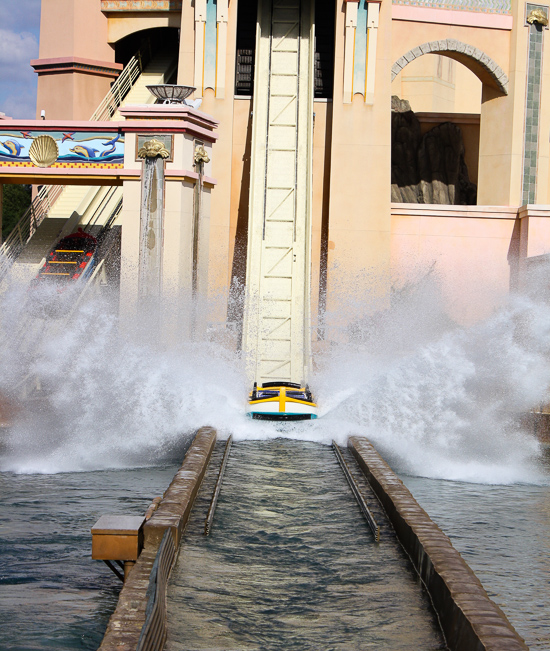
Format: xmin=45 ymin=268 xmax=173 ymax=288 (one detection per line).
xmin=314 ymin=0 xmax=335 ymax=99
xmin=235 ymin=0 xmax=258 ymax=96
xmin=114 ymin=27 xmax=180 ymax=73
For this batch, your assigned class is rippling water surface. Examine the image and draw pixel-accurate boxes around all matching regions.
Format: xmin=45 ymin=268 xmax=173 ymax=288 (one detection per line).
xmin=0 ymin=466 xmax=177 ymax=650
xmin=167 ymin=440 xmax=444 ymax=650
xmin=1 ymin=443 xmax=549 ymax=650
xmin=4 ymin=231 xmax=550 ymax=649
xmin=403 ymin=472 xmax=550 ymax=651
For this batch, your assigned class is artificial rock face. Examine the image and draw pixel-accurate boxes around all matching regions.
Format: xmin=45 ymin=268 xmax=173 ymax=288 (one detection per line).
xmin=391 ymin=96 xmax=477 ymax=205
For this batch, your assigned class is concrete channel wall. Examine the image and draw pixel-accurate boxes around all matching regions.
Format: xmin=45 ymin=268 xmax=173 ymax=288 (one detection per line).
xmin=521 ymin=411 xmax=550 ymax=445
xmin=98 ymin=426 xmax=217 ymax=651
xmin=348 ymin=436 xmax=528 ymax=651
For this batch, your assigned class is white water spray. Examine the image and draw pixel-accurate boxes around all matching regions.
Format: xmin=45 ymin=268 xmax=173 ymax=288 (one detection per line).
xmin=0 ymin=270 xmax=548 ymax=483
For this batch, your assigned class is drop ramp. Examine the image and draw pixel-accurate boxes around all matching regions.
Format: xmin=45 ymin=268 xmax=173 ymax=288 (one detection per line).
xmin=243 ymin=0 xmax=315 ymax=386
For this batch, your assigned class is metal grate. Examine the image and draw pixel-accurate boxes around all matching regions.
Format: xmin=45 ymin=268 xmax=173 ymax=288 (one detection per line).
xmin=236 ymin=49 xmax=255 ymax=95
xmin=314 ymin=0 xmax=334 ymax=98
xmin=136 ymin=529 xmax=176 ymax=651
xmin=235 ymin=0 xmax=258 ymax=95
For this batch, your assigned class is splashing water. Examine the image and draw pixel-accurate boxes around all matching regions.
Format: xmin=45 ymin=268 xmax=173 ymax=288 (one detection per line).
xmin=0 ymin=283 xmax=251 ymax=474
xmin=0 ymin=269 xmax=549 ymax=484
xmin=309 ymin=267 xmax=550 ymax=484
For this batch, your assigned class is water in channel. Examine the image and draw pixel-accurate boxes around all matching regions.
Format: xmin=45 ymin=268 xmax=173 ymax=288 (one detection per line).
xmin=167 ymin=440 xmax=445 ymax=650
xmin=0 ymin=465 xmax=178 ymax=651
xmin=403 ymin=473 xmax=550 ymax=651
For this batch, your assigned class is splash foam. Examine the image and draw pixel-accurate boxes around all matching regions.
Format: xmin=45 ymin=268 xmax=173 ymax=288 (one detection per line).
xmin=0 ymin=272 xmax=548 ymax=484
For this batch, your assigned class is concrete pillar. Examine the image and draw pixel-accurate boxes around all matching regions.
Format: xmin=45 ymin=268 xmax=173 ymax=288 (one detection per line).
xmin=477 ymin=86 xmax=522 ymax=205
xmin=178 ymin=0 xmax=196 ymax=87
xmin=32 ymin=0 xmax=120 ymax=120
xmin=119 ymin=105 xmax=218 ymax=343
xmin=325 ymin=0 xmax=392 ymax=336
xmin=138 ymin=150 xmax=166 ymax=315
xmin=176 ymin=0 xmax=238 ymax=329
xmin=194 ymin=0 xmax=239 ymax=328
xmin=478 ymin=0 xmax=550 ymax=206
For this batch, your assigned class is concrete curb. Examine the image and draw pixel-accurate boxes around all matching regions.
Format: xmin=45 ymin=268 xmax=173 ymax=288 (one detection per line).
xmin=348 ymin=436 xmax=528 ymax=651
xmin=521 ymin=411 xmax=550 ymax=444
xmin=98 ymin=426 xmax=217 ymax=651
xmin=143 ymin=427 xmax=217 ymax=549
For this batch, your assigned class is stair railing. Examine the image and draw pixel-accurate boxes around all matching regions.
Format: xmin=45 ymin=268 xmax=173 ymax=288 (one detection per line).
xmin=90 ymin=54 xmax=142 ymax=122
xmin=0 ymin=55 xmax=143 ymax=281
xmin=0 ymin=185 xmax=63 ymax=282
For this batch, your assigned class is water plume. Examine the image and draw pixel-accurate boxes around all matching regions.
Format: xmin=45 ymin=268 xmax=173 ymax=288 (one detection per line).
xmin=0 ymin=282 xmax=248 ymax=473
xmin=310 ymin=270 xmax=550 ymax=485
xmin=0 ymin=265 xmax=549 ymax=484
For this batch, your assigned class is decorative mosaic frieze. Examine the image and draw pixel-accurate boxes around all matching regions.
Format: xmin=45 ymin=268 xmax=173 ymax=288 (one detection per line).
xmin=101 ymin=1 xmax=182 ymax=11
xmin=392 ymin=0 xmax=511 ymax=15
xmin=0 ymin=131 xmax=124 ymax=168
xmin=522 ymin=4 xmax=548 ymax=204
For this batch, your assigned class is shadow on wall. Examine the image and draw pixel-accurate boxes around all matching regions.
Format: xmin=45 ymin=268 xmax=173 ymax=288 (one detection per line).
xmin=391 ymin=96 xmax=477 ymax=205
xmin=227 ymin=112 xmax=254 ymax=347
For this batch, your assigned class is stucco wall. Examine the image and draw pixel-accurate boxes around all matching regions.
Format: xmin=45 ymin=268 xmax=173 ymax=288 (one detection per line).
xmin=391 ymin=204 xmax=519 ymax=324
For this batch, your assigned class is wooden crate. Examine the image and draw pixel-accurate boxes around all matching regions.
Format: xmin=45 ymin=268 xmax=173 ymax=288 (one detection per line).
xmin=91 ymin=515 xmax=145 ymax=561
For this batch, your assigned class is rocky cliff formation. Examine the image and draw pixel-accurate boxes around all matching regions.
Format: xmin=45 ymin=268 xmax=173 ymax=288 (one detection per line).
xmin=391 ymin=96 xmax=477 ymax=205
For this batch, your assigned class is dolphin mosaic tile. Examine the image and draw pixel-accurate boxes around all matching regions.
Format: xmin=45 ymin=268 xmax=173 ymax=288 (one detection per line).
xmin=0 ymin=131 xmax=124 ymax=167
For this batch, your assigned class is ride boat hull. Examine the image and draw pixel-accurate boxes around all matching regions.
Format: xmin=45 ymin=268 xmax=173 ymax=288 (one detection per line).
xmin=247 ymin=382 xmax=318 ymax=420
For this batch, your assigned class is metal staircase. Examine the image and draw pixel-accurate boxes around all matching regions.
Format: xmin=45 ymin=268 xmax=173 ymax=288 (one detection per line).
xmin=243 ymin=0 xmax=315 ymax=385
xmin=0 ymin=49 xmax=177 ymax=283
xmin=3 ymin=195 xmax=123 ymax=396
xmin=111 ymin=51 xmax=176 ymax=118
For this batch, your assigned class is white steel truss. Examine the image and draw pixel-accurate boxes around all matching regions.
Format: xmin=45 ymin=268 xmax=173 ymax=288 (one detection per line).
xmin=243 ymin=0 xmax=314 ymax=385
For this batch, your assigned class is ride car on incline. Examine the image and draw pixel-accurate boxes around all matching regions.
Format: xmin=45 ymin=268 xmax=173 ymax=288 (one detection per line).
xmin=28 ymin=228 xmax=98 ymax=317
xmin=34 ymin=228 xmax=98 ymax=286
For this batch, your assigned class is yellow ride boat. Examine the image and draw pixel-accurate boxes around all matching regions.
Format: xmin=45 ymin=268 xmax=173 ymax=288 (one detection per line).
xmin=247 ymin=382 xmax=318 ymax=421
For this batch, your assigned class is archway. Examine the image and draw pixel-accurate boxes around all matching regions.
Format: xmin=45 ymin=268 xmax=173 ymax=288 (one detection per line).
xmin=114 ymin=27 xmax=180 ymax=77
xmin=391 ymin=39 xmax=509 ymax=96
xmin=391 ymin=39 xmax=509 ymax=206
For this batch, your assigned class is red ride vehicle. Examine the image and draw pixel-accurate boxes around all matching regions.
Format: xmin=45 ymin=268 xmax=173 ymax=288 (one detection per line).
xmin=29 ymin=228 xmax=98 ymax=316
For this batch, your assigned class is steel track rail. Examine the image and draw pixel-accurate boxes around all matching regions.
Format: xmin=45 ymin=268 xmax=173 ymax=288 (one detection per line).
xmin=204 ymin=435 xmax=233 ymax=535
xmin=332 ymin=440 xmax=380 ymax=542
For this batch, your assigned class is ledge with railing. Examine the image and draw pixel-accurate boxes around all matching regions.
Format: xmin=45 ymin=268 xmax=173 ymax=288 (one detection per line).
xmin=0 ymin=54 xmax=142 ymax=282
xmin=0 ymin=185 xmax=63 ymax=283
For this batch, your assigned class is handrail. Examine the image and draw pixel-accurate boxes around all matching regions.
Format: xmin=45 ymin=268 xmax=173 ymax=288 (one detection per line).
xmin=90 ymin=54 xmax=142 ymax=122
xmin=82 ymin=186 xmax=119 ymax=234
xmin=0 ymin=55 xmax=142 ymax=281
xmin=0 ymin=185 xmax=63 ymax=282
xmin=136 ymin=529 xmax=176 ymax=651
xmin=333 ymin=441 xmax=380 ymax=542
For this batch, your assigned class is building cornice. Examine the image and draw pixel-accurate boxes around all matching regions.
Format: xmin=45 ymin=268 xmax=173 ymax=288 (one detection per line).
xmin=30 ymin=57 xmax=123 ymax=79
xmin=101 ymin=0 xmax=182 ymax=12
